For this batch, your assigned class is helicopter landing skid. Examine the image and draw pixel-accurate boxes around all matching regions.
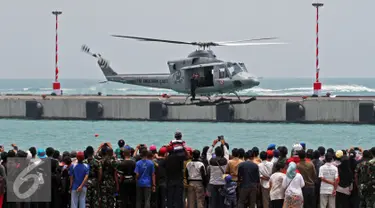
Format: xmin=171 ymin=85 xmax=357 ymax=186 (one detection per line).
xmin=164 ymin=96 xmax=257 ymax=106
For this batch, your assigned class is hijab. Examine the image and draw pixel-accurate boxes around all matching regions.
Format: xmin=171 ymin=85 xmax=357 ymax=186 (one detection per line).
xmin=286 ymin=162 xmax=297 ymax=179
xmin=338 ymin=156 xmax=353 ymax=187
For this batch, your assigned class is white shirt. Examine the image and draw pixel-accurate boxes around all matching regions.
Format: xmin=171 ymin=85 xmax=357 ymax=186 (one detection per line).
xmin=282 ymin=173 xmax=305 ymax=197
xmin=258 ymin=160 xmax=273 ymax=188
xmin=271 ymin=157 xmax=278 ymax=164
xmin=269 ymin=172 xmax=286 ymax=200
xmin=319 ymin=162 xmax=338 ymax=195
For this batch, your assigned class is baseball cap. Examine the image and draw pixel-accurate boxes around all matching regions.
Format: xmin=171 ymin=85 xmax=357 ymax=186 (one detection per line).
xmin=159 ymin=147 xmax=168 ymax=155
xmin=225 ymin=174 xmax=232 ymax=183
xmin=336 ymin=150 xmax=344 ymax=159
xmin=149 ymin=145 xmax=157 ymax=151
xmin=273 ymin=149 xmax=280 ymax=158
xmin=175 ymin=131 xmax=182 ymax=138
xmin=37 ymin=148 xmax=46 ymax=159
xmin=267 ymin=144 xmax=276 ymax=150
xmin=266 ymin=150 xmax=274 ymax=158
xmin=77 ymin=151 xmax=85 ymax=161
xmin=300 ymin=142 xmax=306 ymax=149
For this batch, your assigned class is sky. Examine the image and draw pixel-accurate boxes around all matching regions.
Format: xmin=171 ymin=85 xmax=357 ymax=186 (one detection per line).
xmin=0 ymin=0 xmax=374 ymax=79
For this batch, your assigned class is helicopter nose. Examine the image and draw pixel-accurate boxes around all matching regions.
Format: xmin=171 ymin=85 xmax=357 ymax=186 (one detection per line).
xmin=252 ymin=79 xmax=260 ymax=86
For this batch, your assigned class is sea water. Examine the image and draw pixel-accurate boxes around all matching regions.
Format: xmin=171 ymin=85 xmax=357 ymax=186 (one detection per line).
xmin=0 ymin=78 xmax=374 ymax=152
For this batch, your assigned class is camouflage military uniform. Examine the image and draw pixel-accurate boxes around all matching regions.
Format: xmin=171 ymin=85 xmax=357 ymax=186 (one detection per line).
xmin=356 ymin=159 xmax=375 ymax=208
xmin=83 ymin=157 xmax=102 ymax=208
xmin=100 ymin=157 xmax=118 ymax=208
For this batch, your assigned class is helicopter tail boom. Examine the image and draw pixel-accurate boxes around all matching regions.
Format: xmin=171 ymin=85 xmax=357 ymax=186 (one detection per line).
xmin=81 ymin=45 xmax=118 ymax=78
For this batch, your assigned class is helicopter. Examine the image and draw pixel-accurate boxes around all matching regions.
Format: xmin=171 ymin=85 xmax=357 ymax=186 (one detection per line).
xmin=81 ymin=35 xmax=286 ymax=106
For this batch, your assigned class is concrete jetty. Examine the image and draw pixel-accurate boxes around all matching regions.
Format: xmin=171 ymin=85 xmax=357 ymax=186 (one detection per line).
xmin=0 ymin=94 xmax=374 ymax=124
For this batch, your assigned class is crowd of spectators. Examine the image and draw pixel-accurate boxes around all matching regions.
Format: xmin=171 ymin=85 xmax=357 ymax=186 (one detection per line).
xmin=0 ymin=132 xmax=374 ymax=208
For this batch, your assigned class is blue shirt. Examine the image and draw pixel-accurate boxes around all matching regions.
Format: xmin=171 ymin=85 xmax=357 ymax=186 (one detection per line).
xmin=69 ymin=163 xmax=90 ymax=190
xmin=134 ymin=159 xmax=154 ymax=187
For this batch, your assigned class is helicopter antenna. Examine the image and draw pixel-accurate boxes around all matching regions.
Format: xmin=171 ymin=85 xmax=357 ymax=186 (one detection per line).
xmin=111 ymin=35 xmax=287 ymax=50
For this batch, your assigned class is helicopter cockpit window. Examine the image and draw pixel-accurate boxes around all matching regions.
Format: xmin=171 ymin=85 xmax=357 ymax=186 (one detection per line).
xmin=226 ymin=62 xmax=247 ymax=76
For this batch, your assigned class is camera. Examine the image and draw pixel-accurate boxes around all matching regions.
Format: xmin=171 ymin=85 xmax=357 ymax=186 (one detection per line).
xmin=217 ymin=135 xmax=224 ymax=141
xmin=140 ymin=144 xmax=145 ymax=147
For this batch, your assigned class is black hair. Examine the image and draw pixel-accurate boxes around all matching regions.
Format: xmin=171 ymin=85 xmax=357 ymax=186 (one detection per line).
xmin=259 ymin=151 xmax=267 ymax=161
xmin=192 ymin=150 xmax=200 ymax=159
xmin=252 ymin=147 xmax=259 ymax=157
xmin=140 ymin=149 xmax=148 ymax=158
xmin=298 ymin=149 xmax=306 ymax=159
xmin=238 ymin=148 xmax=245 ymax=158
xmin=53 ymin=150 xmax=60 ymax=160
xmin=313 ymin=150 xmax=320 ymax=159
xmin=318 ymin=146 xmax=326 ymax=156
xmin=325 ymin=152 xmax=333 ymax=162
xmin=147 ymin=151 xmax=153 ymax=159
xmin=86 ymin=146 xmax=95 ymax=157
xmin=215 ymin=147 xmax=223 ymax=157
xmin=29 ymin=147 xmax=37 ymax=157
xmin=123 ymin=148 xmax=131 ymax=157
xmin=46 ymin=147 xmax=55 ymax=157
xmin=232 ymin=148 xmax=239 ymax=158
xmin=244 ymin=151 xmax=251 ymax=160
xmin=63 ymin=156 xmax=72 ymax=166
xmin=362 ymin=150 xmax=372 ymax=160
xmin=247 ymin=150 xmax=253 ymax=158
xmin=306 ymin=149 xmax=313 ymax=160
xmin=327 ymin=148 xmax=334 ymax=154
xmin=275 ymin=162 xmax=285 ymax=171
xmin=370 ymin=147 xmax=375 ymax=158
xmin=279 ymin=146 xmax=288 ymax=158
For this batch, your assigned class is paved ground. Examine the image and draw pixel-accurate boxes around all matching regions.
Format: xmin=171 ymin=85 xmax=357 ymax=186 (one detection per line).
xmin=1 ymin=94 xmax=375 ymax=101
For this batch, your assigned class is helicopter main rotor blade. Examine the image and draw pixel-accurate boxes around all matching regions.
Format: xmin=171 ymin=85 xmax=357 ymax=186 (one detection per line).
xmin=216 ymin=37 xmax=278 ymax=44
xmin=111 ymin=35 xmax=196 ymax=46
xmin=216 ymin=42 xmax=288 ymax=46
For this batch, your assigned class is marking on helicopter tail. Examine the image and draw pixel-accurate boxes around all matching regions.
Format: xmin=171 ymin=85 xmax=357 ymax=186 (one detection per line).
xmin=219 ymin=80 xmax=224 ymax=85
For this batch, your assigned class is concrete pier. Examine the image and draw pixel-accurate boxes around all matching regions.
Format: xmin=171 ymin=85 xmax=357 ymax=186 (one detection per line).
xmin=0 ymin=95 xmax=374 ymax=124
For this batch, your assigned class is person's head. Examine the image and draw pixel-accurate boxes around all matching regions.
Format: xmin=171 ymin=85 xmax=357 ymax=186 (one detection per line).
xmin=37 ymin=148 xmax=46 ymax=159
xmin=318 ymin=146 xmax=326 ymax=156
xmin=46 ymin=147 xmax=54 ymax=157
xmin=140 ymin=149 xmax=148 ymax=159
xmin=298 ymin=149 xmax=306 ymax=160
xmin=106 ymin=148 xmax=113 ymax=157
xmin=63 ymin=156 xmax=72 ymax=166
xmin=118 ymin=139 xmax=125 ymax=148
xmin=149 ymin=145 xmax=157 ymax=154
xmin=158 ymin=146 xmax=168 ymax=157
xmin=29 ymin=147 xmax=37 ymax=158
xmin=0 ymin=144 xmax=3 ymax=152
xmin=266 ymin=150 xmax=273 ymax=160
xmin=327 ymin=148 xmax=334 ymax=154
xmin=86 ymin=146 xmax=95 ymax=158
xmin=259 ymin=151 xmax=267 ymax=161
xmin=192 ymin=150 xmax=200 ymax=160
xmin=335 ymin=150 xmax=344 ymax=160
xmin=175 ymin=131 xmax=182 ymax=140
xmin=238 ymin=148 xmax=245 ymax=158
xmin=306 ymin=149 xmax=313 ymax=159
xmin=76 ymin=151 xmax=85 ymax=163
xmin=201 ymin=146 xmax=209 ymax=157
xmin=370 ymin=147 xmax=375 ymax=158
xmin=70 ymin=151 xmax=77 ymax=158
xmin=275 ymin=162 xmax=285 ymax=172
xmin=300 ymin=142 xmax=306 ymax=150
xmin=252 ymin=147 xmax=259 ymax=157
xmin=292 ymin=143 xmax=303 ymax=156
xmin=267 ymin=144 xmax=276 ymax=151
xmin=215 ymin=146 xmax=223 ymax=158
xmin=325 ymin=152 xmax=333 ymax=163
xmin=279 ymin=146 xmax=288 ymax=158
xmin=286 ymin=162 xmax=297 ymax=179
xmin=244 ymin=151 xmax=251 ymax=160
xmin=247 ymin=150 xmax=254 ymax=159
xmin=17 ymin=150 xmax=27 ymax=158
xmin=273 ymin=149 xmax=280 ymax=158
xmin=147 ymin=151 xmax=153 ymax=160
xmin=362 ymin=150 xmax=372 ymax=160
xmin=121 ymin=148 xmax=130 ymax=158
xmin=349 ymin=149 xmax=356 ymax=159
xmin=62 ymin=151 xmax=70 ymax=158
xmin=313 ymin=150 xmax=320 ymax=160
xmin=339 ymin=155 xmax=351 ymax=171
xmin=232 ymin=148 xmax=239 ymax=158
xmin=225 ymin=174 xmax=232 ymax=183
xmin=52 ymin=150 xmax=60 ymax=160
